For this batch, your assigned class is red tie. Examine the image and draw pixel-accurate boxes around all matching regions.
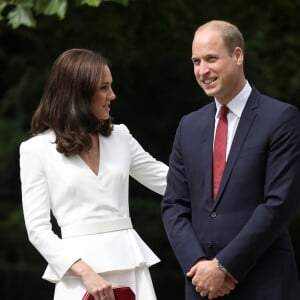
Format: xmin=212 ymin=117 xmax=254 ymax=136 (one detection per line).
xmin=213 ymin=105 xmax=229 ymax=199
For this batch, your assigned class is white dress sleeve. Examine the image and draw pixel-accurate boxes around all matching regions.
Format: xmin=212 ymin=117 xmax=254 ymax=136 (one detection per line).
xmin=20 ymin=140 xmax=81 ymax=280
xmin=121 ymin=125 xmax=168 ymax=195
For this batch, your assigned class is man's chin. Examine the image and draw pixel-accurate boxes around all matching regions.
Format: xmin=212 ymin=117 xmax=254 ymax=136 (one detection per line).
xmin=203 ymin=89 xmax=217 ymax=97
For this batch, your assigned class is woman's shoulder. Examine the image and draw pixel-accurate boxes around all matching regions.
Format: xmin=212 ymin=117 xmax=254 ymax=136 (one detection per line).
xmin=20 ymin=130 xmax=55 ymax=152
xmin=112 ymin=123 xmax=131 ymax=136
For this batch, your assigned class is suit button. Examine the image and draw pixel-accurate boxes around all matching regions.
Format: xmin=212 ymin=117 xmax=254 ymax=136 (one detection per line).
xmin=207 ymin=241 xmax=216 ymax=256
xmin=210 ymin=212 xmax=217 ymax=218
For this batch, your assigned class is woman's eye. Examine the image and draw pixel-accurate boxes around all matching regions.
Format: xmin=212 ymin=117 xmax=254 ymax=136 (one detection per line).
xmin=100 ymin=85 xmax=109 ymax=91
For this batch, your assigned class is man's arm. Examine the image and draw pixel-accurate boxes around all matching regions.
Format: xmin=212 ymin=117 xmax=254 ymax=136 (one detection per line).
xmin=161 ymin=117 xmax=207 ymax=272
xmin=217 ymin=105 xmax=300 ymax=281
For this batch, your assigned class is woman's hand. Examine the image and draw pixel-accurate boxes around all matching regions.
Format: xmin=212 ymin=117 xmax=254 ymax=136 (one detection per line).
xmin=69 ymin=259 xmax=115 ymax=300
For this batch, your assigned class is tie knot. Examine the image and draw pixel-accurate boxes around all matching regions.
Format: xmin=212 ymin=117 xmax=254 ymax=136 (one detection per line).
xmin=220 ymin=106 xmax=229 ymax=119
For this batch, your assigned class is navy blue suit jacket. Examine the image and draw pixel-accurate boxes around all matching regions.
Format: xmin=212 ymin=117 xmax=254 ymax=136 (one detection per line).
xmin=162 ymin=87 xmax=300 ymax=299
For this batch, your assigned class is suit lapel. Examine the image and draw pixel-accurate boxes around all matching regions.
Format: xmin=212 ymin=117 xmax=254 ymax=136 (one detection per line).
xmin=212 ymin=89 xmax=260 ymax=206
xmin=201 ymin=104 xmax=216 ymax=202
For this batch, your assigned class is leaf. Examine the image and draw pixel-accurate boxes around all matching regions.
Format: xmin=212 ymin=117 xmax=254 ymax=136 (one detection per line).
xmin=0 ymin=3 xmax=7 ymax=13
xmin=10 ymin=0 xmax=36 ymax=9
xmin=83 ymin=0 xmax=102 ymax=7
xmin=104 ymin=0 xmax=129 ymax=6
xmin=0 ymin=3 xmax=7 ymax=20
xmin=81 ymin=0 xmax=129 ymax=8
xmin=35 ymin=0 xmax=68 ymax=19
xmin=7 ymin=5 xmax=36 ymax=28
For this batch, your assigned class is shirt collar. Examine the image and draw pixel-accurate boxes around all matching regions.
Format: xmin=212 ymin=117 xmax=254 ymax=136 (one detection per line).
xmin=215 ymin=81 xmax=252 ymax=118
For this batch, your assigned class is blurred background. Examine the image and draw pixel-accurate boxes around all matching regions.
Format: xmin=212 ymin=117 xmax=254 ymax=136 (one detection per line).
xmin=1 ymin=0 xmax=300 ymax=299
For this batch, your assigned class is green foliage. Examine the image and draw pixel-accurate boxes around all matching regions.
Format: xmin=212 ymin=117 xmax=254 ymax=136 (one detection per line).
xmin=81 ymin=0 xmax=102 ymax=6
xmin=77 ymin=0 xmax=130 ymax=7
xmin=0 ymin=201 xmax=53 ymax=298
xmin=129 ymin=195 xmax=184 ymax=298
xmin=0 ymin=66 xmax=45 ymax=162
xmin=0 ymin=0 xmax=129 ymax=28
xmin=6 ymin=5 xmax=36 ymax=28
xmin=34 ymin=0 xmax=68 ymax=19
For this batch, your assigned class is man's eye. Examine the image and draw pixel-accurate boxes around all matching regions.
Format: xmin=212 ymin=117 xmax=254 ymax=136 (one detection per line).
xmin=192 ymin=59 xmax=200 ymax=65
xmin=207 ymin=57 xmax=217 ymax=62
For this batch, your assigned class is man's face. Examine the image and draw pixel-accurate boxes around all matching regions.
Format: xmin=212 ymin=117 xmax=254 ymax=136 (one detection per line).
xmin=191 ymin=29 xmax=244 ymax=104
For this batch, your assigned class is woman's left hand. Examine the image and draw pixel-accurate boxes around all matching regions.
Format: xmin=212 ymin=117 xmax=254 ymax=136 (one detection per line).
xmin=69 ymin=259 xmax=115 ymax=300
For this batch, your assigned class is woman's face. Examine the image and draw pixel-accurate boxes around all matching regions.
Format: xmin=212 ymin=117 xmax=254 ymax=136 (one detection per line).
xmin=91 ymin=65 xmax=116 ymax=120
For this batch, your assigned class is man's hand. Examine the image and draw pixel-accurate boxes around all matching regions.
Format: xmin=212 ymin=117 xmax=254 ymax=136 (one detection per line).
xmin=186 ymin=258 xmax=237 ymax=299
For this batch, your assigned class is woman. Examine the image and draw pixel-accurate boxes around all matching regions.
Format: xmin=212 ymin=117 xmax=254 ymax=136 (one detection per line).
xmin=19 ymin=48 xmax=168 ymax=300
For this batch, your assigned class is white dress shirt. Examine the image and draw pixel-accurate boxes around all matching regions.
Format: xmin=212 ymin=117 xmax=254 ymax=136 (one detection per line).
xmin=214 ymin=81 xmax=252 ymax=159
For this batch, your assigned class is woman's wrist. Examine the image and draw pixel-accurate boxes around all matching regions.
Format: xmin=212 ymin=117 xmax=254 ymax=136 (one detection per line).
xmin=69 ymin=259 xmax=92 ymax=278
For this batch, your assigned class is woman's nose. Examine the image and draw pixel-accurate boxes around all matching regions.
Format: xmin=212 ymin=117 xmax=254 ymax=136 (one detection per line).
xmin=109 ymin=89 xmax=116 ymax=101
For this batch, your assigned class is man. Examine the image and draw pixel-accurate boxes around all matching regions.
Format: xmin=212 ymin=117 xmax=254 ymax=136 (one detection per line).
xmin=161 ymin=20 xmax=300 ymax=300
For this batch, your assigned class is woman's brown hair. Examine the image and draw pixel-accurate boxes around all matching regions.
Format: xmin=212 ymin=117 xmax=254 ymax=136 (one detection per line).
xmin=31 ymin=48 xmax=114 ymax=156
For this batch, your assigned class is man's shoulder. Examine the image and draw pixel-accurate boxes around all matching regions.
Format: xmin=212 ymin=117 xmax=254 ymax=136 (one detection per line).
xmin=251 ymin=86 xmax=298 ymax=112
xmin=175 ymin=103 xmax=215 ymax=134
xmin=184 ymin=102 xmax=215 ymax=120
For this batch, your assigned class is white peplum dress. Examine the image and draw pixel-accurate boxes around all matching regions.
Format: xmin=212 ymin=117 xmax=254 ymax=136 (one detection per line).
xmin=19 ymin=124 xmax=168 ymax=300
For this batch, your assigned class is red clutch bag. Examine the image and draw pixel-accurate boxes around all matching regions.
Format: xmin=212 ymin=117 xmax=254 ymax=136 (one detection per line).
xmin=82 ymin=287 xmax=135 ymax=300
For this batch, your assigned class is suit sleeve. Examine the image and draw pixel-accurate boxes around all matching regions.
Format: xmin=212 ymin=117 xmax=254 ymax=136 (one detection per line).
xmin=217 ymin=105 xmax=300 ymax=281
xmin=161 ymin=117 xmax=207 ymax=273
